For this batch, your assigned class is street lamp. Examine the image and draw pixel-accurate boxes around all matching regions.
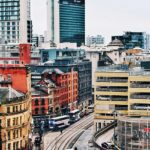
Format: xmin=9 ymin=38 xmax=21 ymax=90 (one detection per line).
xmin=113 ymin=110 xmax=117 ymax=150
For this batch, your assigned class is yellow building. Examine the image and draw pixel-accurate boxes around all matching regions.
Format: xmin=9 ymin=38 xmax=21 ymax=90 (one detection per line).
xmin=0 ymin=87 xmax=31 ymax=150
xmin=94 ymin=65 xmax=150 ymax=131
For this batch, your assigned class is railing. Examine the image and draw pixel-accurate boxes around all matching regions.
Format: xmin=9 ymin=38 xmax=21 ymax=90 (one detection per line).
xmin=2 ymin=94 xmax=29 ymax=104
xmin=130 ymin=84 xmax=150 ymax=88
xmin=96 ymin=79 xmax=128 ymax=83
xmin=130 ymin=95 xmax=150 ymax=99
xmin=96 ymin=96 xmax=127 ymax=101
xmin=96 ymin=88 xmax=128 ymax=92
xmin=93 ymin=121 xmax=117 ymax=148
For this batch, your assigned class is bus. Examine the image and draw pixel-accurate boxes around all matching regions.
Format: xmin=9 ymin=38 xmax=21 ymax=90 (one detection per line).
xmin=68 ymin=109 xmax=80 ymax=124
xmin=88 ymin=105 xmax=94 ymax=113
xmin=49 ymin=115 xmax=69 ymax=131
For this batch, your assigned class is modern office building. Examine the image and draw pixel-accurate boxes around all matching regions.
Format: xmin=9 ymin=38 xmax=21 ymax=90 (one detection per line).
xmin=112 ymin=32 xmax=146 ymax=49
xmin=86 ymin=35 xmax=104 ymax=47
xmin=32 ymin=34 xmax=45 ymax=47
xmin=0 ymin=0 xmax=32 ymax=43
xmin=94 ymin=65 xmax=150 ymax=131
xmin=47 ymin=0 xmax=85 ymax=46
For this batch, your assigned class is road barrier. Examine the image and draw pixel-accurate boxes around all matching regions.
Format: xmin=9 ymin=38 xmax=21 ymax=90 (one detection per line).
xmin=93 ymin=121 xmax=117 ymax=149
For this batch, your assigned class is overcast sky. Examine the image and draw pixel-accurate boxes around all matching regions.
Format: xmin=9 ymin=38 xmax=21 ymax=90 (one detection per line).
xmin=31 ymin=0 xmax=150 ymax=43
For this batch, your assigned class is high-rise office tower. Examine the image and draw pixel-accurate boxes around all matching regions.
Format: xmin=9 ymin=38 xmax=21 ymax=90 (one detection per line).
xmin=47 ymin=0 xmax=85 ymax=46
xmin=0 ymin=0 xmax=32 ymax=44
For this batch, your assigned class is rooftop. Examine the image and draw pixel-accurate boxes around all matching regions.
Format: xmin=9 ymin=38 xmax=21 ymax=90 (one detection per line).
xmin=96 ymin=65 xmax=150 ymax=76
xmin=0 ymin=87 xmax=25 ymax=104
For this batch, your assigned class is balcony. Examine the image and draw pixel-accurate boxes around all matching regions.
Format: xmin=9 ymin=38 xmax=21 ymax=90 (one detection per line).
xmin=96 ymin=78 xmax=128 ymax=83
xmin=96 ymin=88 xmax=128 ymax=92
xmin=130 ymin=84 xmax=150 ymax=88
xmin=130 ymin=94 xmax=150 ymax=99
xmin=96 ymin=96 xmax=128 ymax=101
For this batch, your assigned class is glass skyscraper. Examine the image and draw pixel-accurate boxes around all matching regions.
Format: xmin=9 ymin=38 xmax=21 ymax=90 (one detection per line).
xmin=0 ymin=0 xmax=32 ymax=43
xmin=47 ymin=0 xmax=85 ymax=46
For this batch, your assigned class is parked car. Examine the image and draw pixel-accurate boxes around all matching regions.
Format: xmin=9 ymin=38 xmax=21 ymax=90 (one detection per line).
xmin=101 ymin=142 xmax=114 ymax=149
xmin=34 ymin=137 xmax=41 ymax=146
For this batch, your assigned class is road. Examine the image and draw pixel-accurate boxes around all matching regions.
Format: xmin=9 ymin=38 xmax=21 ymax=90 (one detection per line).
xmin=43 ymin=114 xmax=93 ymax=150
xmin=73 ymin=126 xmax=96 ymax=150
xmin=96 ymin=129 xmax=114 ymax=147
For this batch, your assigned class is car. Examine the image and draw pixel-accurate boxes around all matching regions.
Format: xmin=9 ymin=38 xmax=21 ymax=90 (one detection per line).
xmin=101 ymin=142 xmax=114 ymax=150
xmin=88 ymin=140 xmax=93 ymax=147
xmin=34 ymin=137 xmax=41 ymax=146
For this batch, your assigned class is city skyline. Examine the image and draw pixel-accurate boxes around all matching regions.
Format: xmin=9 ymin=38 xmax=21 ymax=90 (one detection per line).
xmin=31 ymin=0 xmax=150 ymax=43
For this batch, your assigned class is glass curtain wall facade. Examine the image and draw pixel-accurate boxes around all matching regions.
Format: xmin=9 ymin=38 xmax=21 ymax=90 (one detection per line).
xmin=0 ymin=0 xmax=32 ymax=43
xmin=59 ymin=0 xmax=85 ymax=46
xmin=0 ymin=0 xmax=20 ymax=43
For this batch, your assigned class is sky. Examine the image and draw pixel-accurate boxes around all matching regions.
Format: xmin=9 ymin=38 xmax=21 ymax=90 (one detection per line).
xmin=31 ymin=0 xmax=150 ymax=43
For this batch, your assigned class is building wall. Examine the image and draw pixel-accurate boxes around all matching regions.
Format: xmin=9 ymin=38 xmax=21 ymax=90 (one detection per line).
xmin=0 ymin=66 xmax=30 ymax=93
xmin=94 ymin=69 xmax=150 ymax=131
xmin=0 ymin=95 xmax=31 ymax=150
xmin=19 ymin=44 xmax=31 ymax=65
xmin=94 ymin=71 xmax=128 ymax=131
xmin=32 ymin=96 xmax=49 ymax=115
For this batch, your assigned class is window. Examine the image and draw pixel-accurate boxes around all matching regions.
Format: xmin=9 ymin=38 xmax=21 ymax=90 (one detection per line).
xmin=16 ymin=106 xmax=18 ymax=112
xmin=13 ymin=118 xmax=15 ymax=125
xmin=35 ymin=99 xmax=39 ymax=106
xmin=41 ymin=99 xmax=45 ymax=105
xmin=20 ymin=129 xmax=22 ymax=137
xmin=8 ymin=131 xmax=10 ymax=140
xmin=35 ymin=108 xmax=39 ymax=114
xmin=13 ymin=131 xmax=15 ymax=139
xmin=41 ymin=108 xmax=45 ymax=114
xmin=7 ymin=107 xmax=10 ymax=113
xmin=8 ymin=143 xmax=11 ymax=150
xmin=7 ymin=119 xmax=10 ymax=127
xmin=13 ymin=142 xmax=15 ymax=150
xmin=13 ymin=106 xmax=15 ymax=112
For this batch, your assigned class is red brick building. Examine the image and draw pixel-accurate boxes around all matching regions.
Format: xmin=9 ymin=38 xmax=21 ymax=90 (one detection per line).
xmin=31 ymin=68 xmax=78 ymax=117
xmin=43 ymin=68 xmax=78 ymax=114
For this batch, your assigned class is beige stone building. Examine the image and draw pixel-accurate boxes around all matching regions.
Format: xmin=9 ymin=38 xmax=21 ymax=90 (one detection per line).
xmin=0 ymin=87 xmax=31 ymax=150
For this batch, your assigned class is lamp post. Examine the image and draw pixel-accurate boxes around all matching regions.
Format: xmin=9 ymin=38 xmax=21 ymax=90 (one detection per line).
xmin=113 ymin=110 xmax=117 ymax=150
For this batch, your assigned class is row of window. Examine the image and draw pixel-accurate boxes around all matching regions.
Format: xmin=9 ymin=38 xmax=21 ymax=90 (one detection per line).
xmin=8 ymin=140 xmax=23 ymax=150
xmin=34 ymin=99 xmax=46 ymax=106
xmin=0 ymin=16 xmax=19 ymax=20
xmin=34 ymin=107 xmax=46 ymax=115
xmin=7 ymin=116 xmax=22 ymax=127
xmin=7 ymin=103 xmax=27 ymax=114
xmin=0 ymin=2 xmax=19 ymax=7
xmin=7 ymin=128 xmax=22 ymax=140
xmin=0 ymin=21 xmax=19 ymax=26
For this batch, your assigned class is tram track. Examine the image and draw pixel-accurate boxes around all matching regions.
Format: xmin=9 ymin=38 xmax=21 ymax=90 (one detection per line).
xmin=45 ymin=114 xmax=93 ymax=150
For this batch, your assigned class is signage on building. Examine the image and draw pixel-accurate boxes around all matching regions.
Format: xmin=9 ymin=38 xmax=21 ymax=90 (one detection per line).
xmin=132 ymin=128 xmax=150 ymax=140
